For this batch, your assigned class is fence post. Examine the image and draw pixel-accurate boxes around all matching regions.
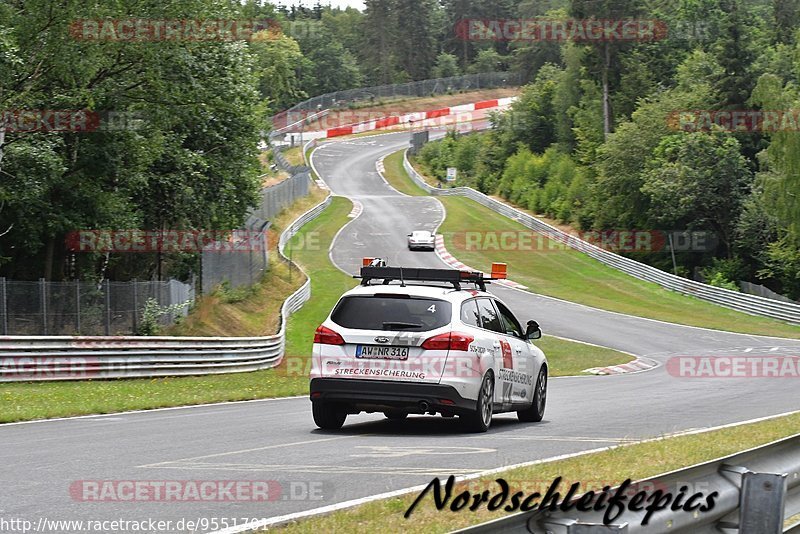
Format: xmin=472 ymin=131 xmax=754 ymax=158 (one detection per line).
xmin=40 ymin=277 xmax=47 ymax=335
xmin=75 ymin=280 xmax=81 ymax=334
xmin=0 ymin=277 xmax=6 ymax=335
xmin=104 ymin=279 xmax=111 ymax=336
xmin=132 ymin=279 xmax=138 ymax=334
xmin=249 ymin=243 xmax=254 ymax=286
xmin=738 ymin=471 xmax=787 ymax=534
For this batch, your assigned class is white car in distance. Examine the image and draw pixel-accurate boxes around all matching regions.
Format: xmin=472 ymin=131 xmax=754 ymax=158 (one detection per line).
xmin=407 ymin=230 xmax=435 ymax=251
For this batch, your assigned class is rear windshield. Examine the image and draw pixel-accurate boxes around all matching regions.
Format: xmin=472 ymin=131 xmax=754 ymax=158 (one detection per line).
xmin=331 ymin=295 xmax=452 ymax=331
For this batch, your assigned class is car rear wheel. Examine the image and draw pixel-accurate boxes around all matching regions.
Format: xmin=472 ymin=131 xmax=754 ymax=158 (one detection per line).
xmin=462 ymin=372 xmax=494 ymax=433
xmin=518 ymin=366 xmax=547 ymax=422
xmin=312 ymin=401 xmax=347 ymax=430
xmin=384 ymin=411 xmax=408 ymax=420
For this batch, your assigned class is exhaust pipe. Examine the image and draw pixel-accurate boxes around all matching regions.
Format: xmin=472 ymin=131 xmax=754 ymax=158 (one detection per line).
xmin=418 ymin=401 xmax=430 ymax=413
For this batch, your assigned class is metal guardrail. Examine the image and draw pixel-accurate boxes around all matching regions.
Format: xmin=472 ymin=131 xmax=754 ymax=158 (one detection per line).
xmin=402 ymin=151 xmax=800 ymax=325
xmin=455 ymin=433 xmax=800 ymax=533
xmin=0 ymin=179 xmax=333 ymax=381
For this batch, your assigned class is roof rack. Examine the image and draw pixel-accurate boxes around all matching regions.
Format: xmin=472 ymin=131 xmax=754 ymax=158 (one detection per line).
xmin=355 ymin=265 xmax=491 ymax=291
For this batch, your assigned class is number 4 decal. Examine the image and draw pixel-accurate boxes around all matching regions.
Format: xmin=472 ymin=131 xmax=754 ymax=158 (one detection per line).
xmin=427 ymin=304 xmax=436 ymax=313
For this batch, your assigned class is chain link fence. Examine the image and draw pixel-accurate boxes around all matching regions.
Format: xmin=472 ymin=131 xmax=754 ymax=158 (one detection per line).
xmin=0 ymin=277 xmax=193 ymax=336
xmin=200 ymin=148 xmax=313 ymax=295
xmin=282 ymin=71 xmax=522 ymax=114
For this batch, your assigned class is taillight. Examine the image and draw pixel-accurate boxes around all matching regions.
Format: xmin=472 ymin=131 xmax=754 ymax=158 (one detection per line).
xmin=314 ymin=325 xmax=345 ymax=345
xmin=421 ymin=332 xmax=474 ymax=351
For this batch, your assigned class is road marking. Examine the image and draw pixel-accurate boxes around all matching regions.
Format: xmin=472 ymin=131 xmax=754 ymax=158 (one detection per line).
xmin=209 ymin=408 xmax=800 ymax=534
xmin=142 ymin=462 xmax=479 ymax=477
xmin=350 ymin=446 xmax=495 ymax=458
xmin=472 ymin=435 xmax=639 ymax=444
xmin=137 ymin=435 xmax=365 ymax=468
xmin=0 ymin=396 xmax=307 ymax=428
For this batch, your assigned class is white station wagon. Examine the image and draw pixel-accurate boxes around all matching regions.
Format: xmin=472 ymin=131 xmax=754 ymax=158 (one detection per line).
xmin=309 ymin=264 xmax=548 ymax=432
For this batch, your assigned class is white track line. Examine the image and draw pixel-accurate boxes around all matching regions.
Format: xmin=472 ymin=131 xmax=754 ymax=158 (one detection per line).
xmin=210 ymin=408 xmax=800 ymax=533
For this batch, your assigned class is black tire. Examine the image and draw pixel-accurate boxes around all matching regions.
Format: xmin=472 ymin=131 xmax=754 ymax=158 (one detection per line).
xmin=518 ymin=366 xmax=547 ymax=422
xmin=384 ymin=411 xmax=408 ymax=420
xmin=462 ymin=372 xmax=494 ymax=433
xmin=312 ymin=401 xmax=347 ymax=430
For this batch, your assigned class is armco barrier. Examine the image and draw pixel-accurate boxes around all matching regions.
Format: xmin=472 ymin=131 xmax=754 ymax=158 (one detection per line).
xmin=456 ymin=432 xmax=800 ymax=533
xmin=0 ymin=186 xmax=333 ymax=382
xmin=403 ymin=151 xmax=800 ymax=325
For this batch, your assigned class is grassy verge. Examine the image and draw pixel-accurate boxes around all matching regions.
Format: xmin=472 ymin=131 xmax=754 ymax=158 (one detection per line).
xmin=168 ymin=187 xmax=328 ymax=337
xmin=536 ymin=336 xmax=631 ymax=376
xmin=389 ymin=150 xmax=800 ymax=338
xmin=0 ymin=193 xmax=353 ymax=423
xmin=275 ymin=411 xmax=800 ymax=533
xmin=281 ymin=197 xmax=359 ymax=373
xmin=283 ymin=146 xmax=305 ymax=167
xmin=381 ymin=151 xmax=634 ymax=372
xmin=439 ymin=196 xmax=800 ymax=338
xmin=382 ymin=150 xmax=428 ymax=196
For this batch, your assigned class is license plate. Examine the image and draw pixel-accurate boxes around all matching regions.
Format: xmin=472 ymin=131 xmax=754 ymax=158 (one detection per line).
xmin=355 ymin=345 xmax=409 ymax=360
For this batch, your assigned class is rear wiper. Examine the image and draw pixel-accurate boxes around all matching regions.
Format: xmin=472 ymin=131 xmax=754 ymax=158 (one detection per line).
xmin=382 ymin=321 xmax=422 ymax=330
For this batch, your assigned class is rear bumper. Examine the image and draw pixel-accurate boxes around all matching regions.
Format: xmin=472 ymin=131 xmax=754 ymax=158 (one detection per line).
xmin=309 ymin=378 xmax=475 ymax=414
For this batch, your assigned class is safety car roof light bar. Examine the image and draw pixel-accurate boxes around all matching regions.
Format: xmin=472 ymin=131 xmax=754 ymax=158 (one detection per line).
xmin=355 ymin=264 xmax=493 ymax=291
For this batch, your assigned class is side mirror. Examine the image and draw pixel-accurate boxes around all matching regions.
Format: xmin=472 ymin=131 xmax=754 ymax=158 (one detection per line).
xmin=525 ymin=320 xmax=541 ymax=340
xmin=407 ymin=233 xmax=412 ymax=237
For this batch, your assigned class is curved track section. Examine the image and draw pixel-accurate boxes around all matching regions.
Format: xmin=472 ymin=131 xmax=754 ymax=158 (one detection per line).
xmin=0 ymin=131 xmax=798 ymax=531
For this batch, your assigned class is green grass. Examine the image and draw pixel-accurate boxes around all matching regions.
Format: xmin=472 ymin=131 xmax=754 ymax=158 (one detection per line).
xmin=387 ymin=150 xmax=800 ymax=338
xmin=275 ymin=411 xmax=800 ymax=533
xmin=283 ymin=146 xmax=305 ymax=167
xmin=382 ymin=150 xmax=428 ymax=196
xmin=0 ymin=196 xmax=355 ymax=423
xmin=537 ymin=336 xmax=632 ymax=376
xmin=282 ymin=197 xmax=360 ymax=372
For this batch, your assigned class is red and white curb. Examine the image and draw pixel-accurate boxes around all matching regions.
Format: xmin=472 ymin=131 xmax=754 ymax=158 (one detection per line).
xmin=348 ymin=199 xmax=363 ymax=218
xmin=434 ymin=234 xmax=656 ymax=376
xmin=434 ymin=235 xmax=527 ymax=290
xmin=583 ymin=357 xmax=658 ymax=375
xmin=325 ymin=96 xmax=516 ymax=138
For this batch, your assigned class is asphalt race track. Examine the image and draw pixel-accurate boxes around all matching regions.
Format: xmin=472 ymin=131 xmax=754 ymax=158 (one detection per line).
xmin=2 ymin=130 xmax=800 ymax=532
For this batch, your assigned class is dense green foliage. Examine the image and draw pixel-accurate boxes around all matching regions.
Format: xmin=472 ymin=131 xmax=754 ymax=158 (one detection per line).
xmin=417 ymin=0 xmax=800 ymax=299
xmin=0 ymin=0 xmax=531 ymax=282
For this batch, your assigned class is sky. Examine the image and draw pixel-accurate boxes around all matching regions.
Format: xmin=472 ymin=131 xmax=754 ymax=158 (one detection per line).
xmin=274 ymin=0 xmax=365 ymax=10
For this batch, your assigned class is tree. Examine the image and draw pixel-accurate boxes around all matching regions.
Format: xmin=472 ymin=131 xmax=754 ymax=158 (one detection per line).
xmin=569 ymin=0 xmax=645 ymax=136
xmin=295 ymin=21 xmax=363 ymax=95
xmin=393 ymin=0 xmax=439 ymax=80
xmin=361 ymin=0 xmax=397 ymax=84
xmin=713 ymin=0 xmax=757 ymax=110
xmin=432 ymin=53 xmax=461 ymax=78
xmin=468 ymin=49 xmax=507 ymax=73
xmin=494 ymin=64 xmax=561 ymax=153
xmin=641 ymin=133 xmax=752 ymax=257
xmin=249 ymin=33 xmax=307 ymax=112
xmin=751 ymin=73 xmax=800 ymax=242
